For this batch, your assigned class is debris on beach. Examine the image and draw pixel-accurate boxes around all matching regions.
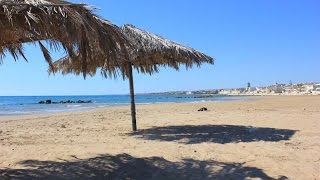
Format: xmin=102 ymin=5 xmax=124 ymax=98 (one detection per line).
xmin=198 ymin=107 xmax=208 ymax=111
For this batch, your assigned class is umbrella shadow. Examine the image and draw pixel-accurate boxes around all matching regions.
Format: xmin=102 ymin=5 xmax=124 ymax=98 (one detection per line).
xmin=129 ymin=125 xmax=297 ymax=144
xmin=0 ymin=153 xmax=286 ymax=180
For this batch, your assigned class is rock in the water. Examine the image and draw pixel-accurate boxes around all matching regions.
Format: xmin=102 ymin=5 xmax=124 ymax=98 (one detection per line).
xmin=38 ymin=100 xmax=93 ymax=104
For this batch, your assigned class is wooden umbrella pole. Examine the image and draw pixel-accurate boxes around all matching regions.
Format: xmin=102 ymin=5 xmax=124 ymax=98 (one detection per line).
xmin=128 ymin=63 xmax=137 ymax=131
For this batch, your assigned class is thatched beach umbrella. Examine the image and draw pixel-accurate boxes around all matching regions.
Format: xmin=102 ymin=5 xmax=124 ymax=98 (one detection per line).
xmin=0 ymin=0 xmax=129 ymax=74
xmin=52 ymin=24 xmax=214 ymax=131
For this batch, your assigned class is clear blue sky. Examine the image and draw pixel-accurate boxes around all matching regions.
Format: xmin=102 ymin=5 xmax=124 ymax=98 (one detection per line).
xmin=0 ymin=0 xmax=319 ymax=95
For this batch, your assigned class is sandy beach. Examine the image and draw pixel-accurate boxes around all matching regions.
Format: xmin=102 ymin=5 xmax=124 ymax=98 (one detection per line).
xmin=0 ymin=96 xmax=319 ymax=179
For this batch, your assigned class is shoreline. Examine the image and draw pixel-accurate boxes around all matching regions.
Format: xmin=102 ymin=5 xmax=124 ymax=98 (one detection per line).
xmin=0 ymin=96 xmax=252 ymax=118
xmin=0 ymin=95 xmax=310 ymax=122
xmin=0 ymin=96 xmax=319 ymax=179
xmin=0 ymin=98 xmax=246 ymax=121
xmin=1 ymin=94 xmax=318 ymax=118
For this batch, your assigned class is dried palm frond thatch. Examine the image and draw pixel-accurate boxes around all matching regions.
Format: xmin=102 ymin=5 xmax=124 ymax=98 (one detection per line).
xmin=121 ymin=24 xmax=213 ymax=75
xmin=0 ymin=0 xmax=129 ymax=77
xmin=52 ymin=24 xmax=214 ymax=78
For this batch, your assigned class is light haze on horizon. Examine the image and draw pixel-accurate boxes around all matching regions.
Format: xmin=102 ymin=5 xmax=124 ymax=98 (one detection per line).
xmin=0 ymin=0 xmax=319 ymax=96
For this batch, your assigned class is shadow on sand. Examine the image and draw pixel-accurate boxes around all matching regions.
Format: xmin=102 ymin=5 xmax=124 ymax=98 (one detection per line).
xmin=0 ymin=153 xmax=286 ymax=180
xmin=129 ymin=125 xmax=297 ymax=144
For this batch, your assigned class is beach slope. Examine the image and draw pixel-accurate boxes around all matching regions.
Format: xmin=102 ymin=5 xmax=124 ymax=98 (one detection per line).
xmin=0 ymin=96 xmax=319 ymax=179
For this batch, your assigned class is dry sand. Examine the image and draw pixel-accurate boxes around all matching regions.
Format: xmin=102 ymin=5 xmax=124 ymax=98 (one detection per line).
xmin=0 ymin=96 xmax=319 ymax=179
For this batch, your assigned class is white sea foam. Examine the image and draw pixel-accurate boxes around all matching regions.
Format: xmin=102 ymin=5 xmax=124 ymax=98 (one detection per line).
xmin=0 ymin=111 xmax=34 ymax=116
xmin=66 ymin=105 xmax=82 ymax=108
xmin=136 ymin=103 xmax=153 ymax=105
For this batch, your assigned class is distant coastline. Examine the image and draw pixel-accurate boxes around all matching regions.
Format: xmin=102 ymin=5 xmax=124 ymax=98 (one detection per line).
xmin=149 ymin=82 xmax=320 ymax=97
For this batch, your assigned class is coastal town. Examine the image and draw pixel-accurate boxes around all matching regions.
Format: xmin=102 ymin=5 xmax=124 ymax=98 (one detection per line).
xmin=153 ymin=82 xmax=320 ymax=96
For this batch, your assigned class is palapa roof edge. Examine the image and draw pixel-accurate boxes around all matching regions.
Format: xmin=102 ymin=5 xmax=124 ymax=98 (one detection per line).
xmin=122 ymin=24 xmax=213 ymax=63
xmin=51 ymin=23 xmax=214 ymax=79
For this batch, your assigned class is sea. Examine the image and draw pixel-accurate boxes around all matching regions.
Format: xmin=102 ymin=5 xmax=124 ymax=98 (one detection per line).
xmin=0 ymin=95 xmax=244 ymax=116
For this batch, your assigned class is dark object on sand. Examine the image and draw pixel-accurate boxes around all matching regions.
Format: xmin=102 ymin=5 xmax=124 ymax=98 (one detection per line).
xmin=198 ymin=107 xmax=208 ymax=111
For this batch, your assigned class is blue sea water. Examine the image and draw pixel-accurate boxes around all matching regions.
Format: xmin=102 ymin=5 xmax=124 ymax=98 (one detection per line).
xmin=0 ymin=95 xmax=244 ymax=116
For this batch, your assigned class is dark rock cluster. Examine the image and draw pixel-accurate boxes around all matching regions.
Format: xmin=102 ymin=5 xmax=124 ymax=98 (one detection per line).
xmin=176 ymin=95 xmax=214 ymax=99
xmin=38 ymin=100 xmax=93 ymax=104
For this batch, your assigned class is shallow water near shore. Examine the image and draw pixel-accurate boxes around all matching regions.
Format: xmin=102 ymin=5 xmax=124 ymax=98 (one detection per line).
xmin=0 ymin=95 xmax=246 ymax=116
